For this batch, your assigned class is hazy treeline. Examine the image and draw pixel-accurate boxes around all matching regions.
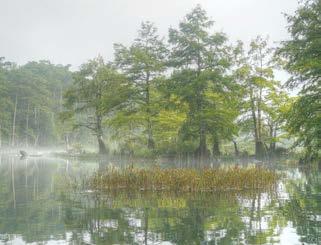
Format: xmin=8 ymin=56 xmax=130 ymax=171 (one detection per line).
xmin=0 ymin=1 xmax=320 ymax=159
xmin=0 ymin=60 xmax=73 ymax=147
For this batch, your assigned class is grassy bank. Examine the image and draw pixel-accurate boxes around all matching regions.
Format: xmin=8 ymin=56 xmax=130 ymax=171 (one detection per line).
xmin=90 ymin=166 xmax=279 ymax=192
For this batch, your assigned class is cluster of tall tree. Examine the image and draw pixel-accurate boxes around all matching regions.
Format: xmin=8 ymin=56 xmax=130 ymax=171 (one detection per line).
xmin=1 ymin=2 xmax=319 ymax=160
xmin=62 ymin=5 xmax=289 ymax=159
xmin=0 ymin=59 xmax=73 ymax=147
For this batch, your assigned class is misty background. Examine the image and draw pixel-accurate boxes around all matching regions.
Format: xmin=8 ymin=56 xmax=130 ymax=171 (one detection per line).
xmin=0 ymin=0 xmax=298 ymax=69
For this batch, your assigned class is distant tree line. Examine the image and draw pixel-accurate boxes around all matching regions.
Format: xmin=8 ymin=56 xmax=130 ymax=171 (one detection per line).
xmin=0 ymin=60 xmax=74 ymax=147
xmin=0 ymin=1 xmax=320 ymax=159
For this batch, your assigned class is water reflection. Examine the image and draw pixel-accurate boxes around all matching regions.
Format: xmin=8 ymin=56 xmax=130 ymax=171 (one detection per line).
xmin=0 ymin=155 xmax=320 ymax=244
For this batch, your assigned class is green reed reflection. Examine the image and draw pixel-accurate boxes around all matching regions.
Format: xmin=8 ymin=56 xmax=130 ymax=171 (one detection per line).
xmin=0 ymin=155 xmax=320 ymax=244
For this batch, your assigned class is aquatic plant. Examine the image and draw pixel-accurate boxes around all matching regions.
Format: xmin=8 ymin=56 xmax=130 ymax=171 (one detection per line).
xmin=90 ymin=166 xmax=279 ymax=192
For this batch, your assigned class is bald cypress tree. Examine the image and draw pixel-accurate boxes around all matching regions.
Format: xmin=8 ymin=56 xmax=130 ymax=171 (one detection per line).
xmin=168 ymin=5 xmax=235 ymax=160
xmin=114 ymin=22 xmax=168 ymax=149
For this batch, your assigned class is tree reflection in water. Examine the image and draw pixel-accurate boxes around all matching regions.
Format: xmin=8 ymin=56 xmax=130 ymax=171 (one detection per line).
xmin=0 ymin=155 xmax=320 ymax=244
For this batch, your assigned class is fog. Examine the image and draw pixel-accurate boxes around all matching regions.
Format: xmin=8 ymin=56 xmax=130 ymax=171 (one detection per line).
xmin=0 ymin=0 xmax=298 ymax=69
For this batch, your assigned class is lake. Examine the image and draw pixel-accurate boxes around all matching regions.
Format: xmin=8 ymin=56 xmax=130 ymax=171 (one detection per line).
xmin=0 ymin=154 xmax=320 ymax=244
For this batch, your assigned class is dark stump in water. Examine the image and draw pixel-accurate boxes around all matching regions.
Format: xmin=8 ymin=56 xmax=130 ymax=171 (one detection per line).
xmin=20 ymin=150 xmax=28 ymax=157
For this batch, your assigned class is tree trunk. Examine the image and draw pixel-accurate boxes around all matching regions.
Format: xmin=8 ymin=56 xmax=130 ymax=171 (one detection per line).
xmin=197 ymin=120 xmax=208 ymax=163
xmin=194 ymin=50 xmax=208 ymax=162
xmin=96 ymin=115 xmax=108 ymax=155
xmin=255 ymin=57 xmax=266 ymax=159
xmin=257 ymin=88 xmax=262 ymax=141
xmin=147 ymin=119 xmax=154 ymax=149
xmin=145 ymin=73 xmax=155 ymax=149
xmin=65 ymin=134 xmax=70 ymax=152
xmin=250 ymin=89 xmax=264 ymax=158
xmin=232 ymin=140 xmax=239 ymax=157
xmin=97 ymin=135 xmax=108 ymax=155
xmin=11 ymin=95 xmax=18 ymax=147
xmin=212 ymin=135 xmax=221 ymax=157
xmin=255 ymin=141 xmax=265 ymax=158
xmin=34 ymin=107 xmax=39 ymax=147
xmin=256 ymin=89 xmax=265 ymax=158
xmin=269 ymin=124 xmax=276 ymax=155
xmin=25 ymin=102 xmax=29 ymax=147
xmin=272 ymin=127 xmax=277 ymax=151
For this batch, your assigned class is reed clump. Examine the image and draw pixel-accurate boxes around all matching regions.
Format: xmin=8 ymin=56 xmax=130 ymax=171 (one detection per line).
xmin=89 ymin=165 xmax=279 ymax=192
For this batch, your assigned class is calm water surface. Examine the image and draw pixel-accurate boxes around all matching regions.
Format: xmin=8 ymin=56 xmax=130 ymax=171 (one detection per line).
xmin=0 ymin=154 xmax=320 ymax=245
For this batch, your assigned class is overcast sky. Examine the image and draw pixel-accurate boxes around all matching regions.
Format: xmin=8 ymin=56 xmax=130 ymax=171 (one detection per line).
xmin=0 ymin=0 xmax=299 ymax=69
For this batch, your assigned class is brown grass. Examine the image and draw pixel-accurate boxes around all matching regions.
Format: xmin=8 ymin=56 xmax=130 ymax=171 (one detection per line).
xmin=89 ymin=166 xmax=279 ymax=192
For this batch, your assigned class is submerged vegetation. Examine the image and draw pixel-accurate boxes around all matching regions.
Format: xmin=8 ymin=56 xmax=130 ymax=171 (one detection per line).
xmin=90 ymin=166 xmax=279 ymax=192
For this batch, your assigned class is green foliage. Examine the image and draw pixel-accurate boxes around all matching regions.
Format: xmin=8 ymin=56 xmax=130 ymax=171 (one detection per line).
xmin=167 ymin=5 xmax=239 ymax=156
xmin=1 ymin=4 xmax=311 ymax=158
xmin=62 ymin=56 xmax=129 ymax=154
xmin=113 ymin=22 xmax=168 ymax=150
xmin=0 ymin=59 xmax=73 ymax=146
xmin=285 ymin=94 xmax=321 ymax=157
xmin=235 ymin=37 xmax=287 ymax=157
xmin=278 ymin=0 xmax=321 ymax=158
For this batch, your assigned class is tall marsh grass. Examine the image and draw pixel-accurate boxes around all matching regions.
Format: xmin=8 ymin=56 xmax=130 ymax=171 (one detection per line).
xmin=90 ymin=166 xmax=279 ymax=192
